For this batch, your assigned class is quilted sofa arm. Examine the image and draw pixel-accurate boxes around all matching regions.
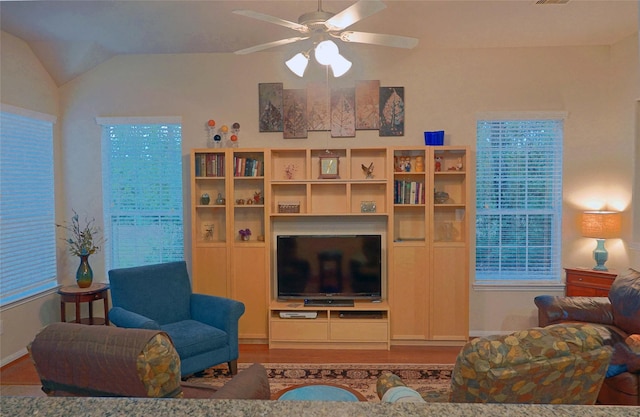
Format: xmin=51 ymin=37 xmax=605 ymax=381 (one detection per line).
xmin=534 ymin=295 xmax=614 ymax=327
xmin=109 ymin=306 xmax=161 ymax=330
xmin=190 ymin=293 xmax=245 ymax=332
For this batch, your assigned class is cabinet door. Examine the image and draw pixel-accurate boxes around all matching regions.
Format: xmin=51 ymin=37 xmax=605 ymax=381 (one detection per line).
xmin=390 ymin=245 xmax=429 ymax=341
xmin=430 ymin=247 xmax=468 ymax=341
xmin=232 ymin=246 xmax=268 ymax=339
xmin=192 ymin=247 xmax=228 ymax=297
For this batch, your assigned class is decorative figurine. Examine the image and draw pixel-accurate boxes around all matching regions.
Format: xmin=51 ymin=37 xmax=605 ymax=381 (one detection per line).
xmin=435 ymin=156 xmax=442 ymax=172
xmin=200 ymin=193 xmax=210 ymax=205
xmin=361 ymin=162 xmax=374 ymax=179
xmin=415 ymin=156 xmax=424 ymax=172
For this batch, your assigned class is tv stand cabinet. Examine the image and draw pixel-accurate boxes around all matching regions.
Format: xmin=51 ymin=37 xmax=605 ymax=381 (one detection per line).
xmin=269 ymin=300 xmax=390 ymax=349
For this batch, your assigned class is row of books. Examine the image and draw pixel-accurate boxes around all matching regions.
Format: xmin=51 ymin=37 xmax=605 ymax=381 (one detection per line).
xmin=195 ymin=153 xmax=225 ymax=177
xmin=234 ymin=157 xmax=264 ymax=177
xmin=394 ymin=180 xmax=426 ymax=205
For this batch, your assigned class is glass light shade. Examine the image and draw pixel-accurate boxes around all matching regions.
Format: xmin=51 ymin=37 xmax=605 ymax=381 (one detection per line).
xmin=285 ymin=52 xmax=309 ymax=77
xmin=330 ymin=53 xmax=352 ymax=77
xmin=314 ymin=40 xmax=339 ymax=65
xmin=581 ymin=211 xmax=622 ymax=239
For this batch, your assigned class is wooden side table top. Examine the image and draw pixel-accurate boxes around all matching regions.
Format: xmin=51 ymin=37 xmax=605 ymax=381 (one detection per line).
xmin=58 ymin=283 xmax=109 ymax=295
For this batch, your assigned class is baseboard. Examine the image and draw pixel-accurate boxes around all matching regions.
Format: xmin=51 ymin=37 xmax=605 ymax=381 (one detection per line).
xmin=1 ymin=347 xmax=28 ymax=367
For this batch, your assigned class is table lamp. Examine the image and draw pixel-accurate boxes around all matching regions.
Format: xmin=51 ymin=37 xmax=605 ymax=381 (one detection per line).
xmin=581 ymin=211 xmax=621 ymax=271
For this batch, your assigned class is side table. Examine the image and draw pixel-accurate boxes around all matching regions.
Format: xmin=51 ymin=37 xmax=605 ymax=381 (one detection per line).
xmin=58 ymin=283 xmax=110 ymax=325
xmin=564 ymin=267 xmax=617 ymax=297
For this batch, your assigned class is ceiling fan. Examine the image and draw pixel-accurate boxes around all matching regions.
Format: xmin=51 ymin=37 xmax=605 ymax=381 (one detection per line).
xmin=232 ymin=0 xmax=419 ymax=55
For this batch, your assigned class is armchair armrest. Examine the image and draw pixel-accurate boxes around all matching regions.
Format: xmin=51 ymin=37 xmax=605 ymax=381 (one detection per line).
xmin=190 ymin=294 xmax=245 ymax=333
xmin=534 ymin=295 xmax=614 ymax=327
xmin=109 ymin=306 xmax=161 ymax=330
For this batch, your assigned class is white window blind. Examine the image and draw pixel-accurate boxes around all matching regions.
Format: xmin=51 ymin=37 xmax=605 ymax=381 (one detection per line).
xmin=100 ymin=122 xmax=184 ymax=271
xmin=475 ymin=117 xmax=563 ymax=283
xmin=0 ymin=109 xmax=57 ymax=306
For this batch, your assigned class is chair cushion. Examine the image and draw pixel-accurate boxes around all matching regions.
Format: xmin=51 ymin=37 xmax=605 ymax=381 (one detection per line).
xmin=162 ymin=320 xmax=228 ymax=358
xmin=109 ymin=261 xmax=192 ymax=324
xmin=609 ymin=268 xmax=640 ymax=334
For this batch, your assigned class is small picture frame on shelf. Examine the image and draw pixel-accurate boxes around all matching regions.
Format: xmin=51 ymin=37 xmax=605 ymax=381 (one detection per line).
xmin=318 ymin=152 xmax=340 ymax=179
xmin=360 ymin=201 xmax=376 ymax=213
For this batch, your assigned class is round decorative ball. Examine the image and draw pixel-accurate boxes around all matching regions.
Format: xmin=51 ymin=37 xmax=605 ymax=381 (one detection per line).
xmin=232 ymin=122 xmax=240 ymax=130
xmin=230 ymin=134 xmax=238 ymax=142
xmin=221 ymin=125 xmax=229 ymax=133
xmin=207 ymin=119 xmax=216 ymax=127
xmin=214 ymin=134 xmax=222 ymax=142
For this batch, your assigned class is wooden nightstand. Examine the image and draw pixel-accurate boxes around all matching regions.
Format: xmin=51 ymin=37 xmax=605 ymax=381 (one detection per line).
xmin=564 ymin=267 xmax=618 ymax=297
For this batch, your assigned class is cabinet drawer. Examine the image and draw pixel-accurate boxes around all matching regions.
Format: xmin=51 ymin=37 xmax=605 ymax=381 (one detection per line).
xmin=270 ymin=320 xmax=328 ymax=341
xmin=566 ymin=286 xmax=600 ymax=297
xmin=330 ymin=321 xmax=388 ymax=341
xmin=566 ymin=273 xmax=613 ymax=287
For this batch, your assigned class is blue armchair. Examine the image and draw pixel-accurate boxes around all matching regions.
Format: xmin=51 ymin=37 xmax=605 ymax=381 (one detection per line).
xmin=108 ymin=261 xmax=245 ymax=377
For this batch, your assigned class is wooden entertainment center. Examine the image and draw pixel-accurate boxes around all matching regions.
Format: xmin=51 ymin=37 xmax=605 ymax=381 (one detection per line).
xmin=190 ymin=146 xmax=470 ymax=348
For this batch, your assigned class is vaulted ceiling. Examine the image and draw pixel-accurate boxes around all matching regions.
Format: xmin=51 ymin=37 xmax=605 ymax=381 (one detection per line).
xmin=1 ymin=0 xmax=637 ymax=86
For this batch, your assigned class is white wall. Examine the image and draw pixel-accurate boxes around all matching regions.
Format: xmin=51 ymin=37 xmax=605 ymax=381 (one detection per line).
xmin=0 ymin=32 xmax=60 ymax=365
xmin=1 ymin=29 xmax=638 ymax=363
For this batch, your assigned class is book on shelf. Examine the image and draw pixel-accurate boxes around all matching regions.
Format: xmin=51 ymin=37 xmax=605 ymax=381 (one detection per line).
xmin=234 ymin=156 xmax=263 ymax=177
xmin=195 ymin=153 xmax=224 ymax=177
xmin=394 ymin=180 xmax=424 ymax=204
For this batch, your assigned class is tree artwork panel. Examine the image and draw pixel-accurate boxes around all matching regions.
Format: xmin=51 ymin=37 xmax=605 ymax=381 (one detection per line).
xmin=259 ymin=83 xmax=283 ymax=132
xmin=307 ymin=82 xmax=330 ymax=131
xmin=355 ymin=80 xmax=380 ymax=130
xmin=330 ymin=87 xmax=356 ymax=138
xmin=283 ymin=89 xmax=308 ymax=139
xmin=379 ymin=87 xmax=405 ymax=136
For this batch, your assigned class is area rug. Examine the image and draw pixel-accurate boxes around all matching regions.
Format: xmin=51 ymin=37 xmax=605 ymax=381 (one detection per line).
xmin=185 ymin=363 xmax=453 ymax=402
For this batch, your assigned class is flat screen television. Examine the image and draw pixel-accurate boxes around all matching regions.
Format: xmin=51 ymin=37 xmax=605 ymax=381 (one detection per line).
xmin=276 ymin=234 xmax=382 ymax=302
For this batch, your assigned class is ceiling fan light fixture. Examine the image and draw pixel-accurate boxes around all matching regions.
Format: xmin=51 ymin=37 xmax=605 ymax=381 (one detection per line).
xmin=285 ymin=52 xmax=309 ymax=77
xmin=330 ymin=54 xmax=352 ymax=77
xmin=314 ymin=39 xmax=340 ymax=65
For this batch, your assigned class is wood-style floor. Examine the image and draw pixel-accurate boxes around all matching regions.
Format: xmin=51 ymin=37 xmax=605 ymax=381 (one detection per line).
xmin=0 ymin=344 xmax=462 ymax=395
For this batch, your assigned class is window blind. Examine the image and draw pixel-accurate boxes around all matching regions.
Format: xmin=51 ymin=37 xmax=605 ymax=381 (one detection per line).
xmin=101 ymin=123 xmax=184 ymax=271
xmin=0 ymin=111 xmax=57 ymax=306
xmin=475 ymin=118 xmax=563 ymax=282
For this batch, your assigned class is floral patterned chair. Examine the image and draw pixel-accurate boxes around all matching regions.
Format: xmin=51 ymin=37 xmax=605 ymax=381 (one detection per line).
xmin=449 ymin=323 xmax=613 ymax=404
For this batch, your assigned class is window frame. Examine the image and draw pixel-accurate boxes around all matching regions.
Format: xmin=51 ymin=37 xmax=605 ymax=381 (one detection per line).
xmin=0 ymin=104 xmax=58 ymax=307
xmin=474 ymin=111 xmax=566 ymax=289
xmin=97 ymin=116 xmax=184 ymax=274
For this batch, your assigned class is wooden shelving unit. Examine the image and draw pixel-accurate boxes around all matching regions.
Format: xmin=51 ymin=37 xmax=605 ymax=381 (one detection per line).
xmin=191 ymin=146 xmax=471 ymax=348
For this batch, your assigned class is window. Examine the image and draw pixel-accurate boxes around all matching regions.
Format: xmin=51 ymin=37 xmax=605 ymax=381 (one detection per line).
xmin=99 ymin=118 xmax=183 ymax=271
xmin=475 ymin=113 xmax=564 ymax=284
xmin=0 ymin=106 xmax=57 ymax=306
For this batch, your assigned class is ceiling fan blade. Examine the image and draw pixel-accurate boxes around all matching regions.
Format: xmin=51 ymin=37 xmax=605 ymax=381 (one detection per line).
xmin=234 ymin=37 xmax=309 ymax=55
xmin=324 ymin=0 xmax=387 ymax=31
xmin=338 ymin=31 xmax=419 ymax=49
xmin=233 ymin=9 xmax=309 ymax=33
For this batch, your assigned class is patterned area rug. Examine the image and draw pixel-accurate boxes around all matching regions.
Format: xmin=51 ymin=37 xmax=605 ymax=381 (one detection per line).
xmin=186 ymin=363 xmax=453 ymax=402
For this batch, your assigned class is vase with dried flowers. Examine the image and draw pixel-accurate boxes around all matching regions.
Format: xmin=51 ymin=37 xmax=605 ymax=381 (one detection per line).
xmin=239 ymin=228 xmax=251 ymax=241
xmin=56 ymin=210 xmax=103 ymax=288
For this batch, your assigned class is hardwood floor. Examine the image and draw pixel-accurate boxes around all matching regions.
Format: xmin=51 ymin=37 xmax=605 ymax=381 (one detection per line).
xmin=1 ymin=344 xmax=462 ymax=387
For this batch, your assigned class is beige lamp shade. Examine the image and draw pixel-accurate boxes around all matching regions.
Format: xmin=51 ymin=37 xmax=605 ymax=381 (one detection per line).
xmin=581 ymin=211 xmax=622 ymax=239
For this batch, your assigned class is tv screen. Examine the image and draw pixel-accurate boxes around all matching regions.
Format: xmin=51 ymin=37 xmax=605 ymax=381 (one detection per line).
xmin=276 ymin=235 xmax=382 ymax=300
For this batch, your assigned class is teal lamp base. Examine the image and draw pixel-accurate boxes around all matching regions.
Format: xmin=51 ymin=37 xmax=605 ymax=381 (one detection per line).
xmin=592 ymin=238 xmax=609 ymax=271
